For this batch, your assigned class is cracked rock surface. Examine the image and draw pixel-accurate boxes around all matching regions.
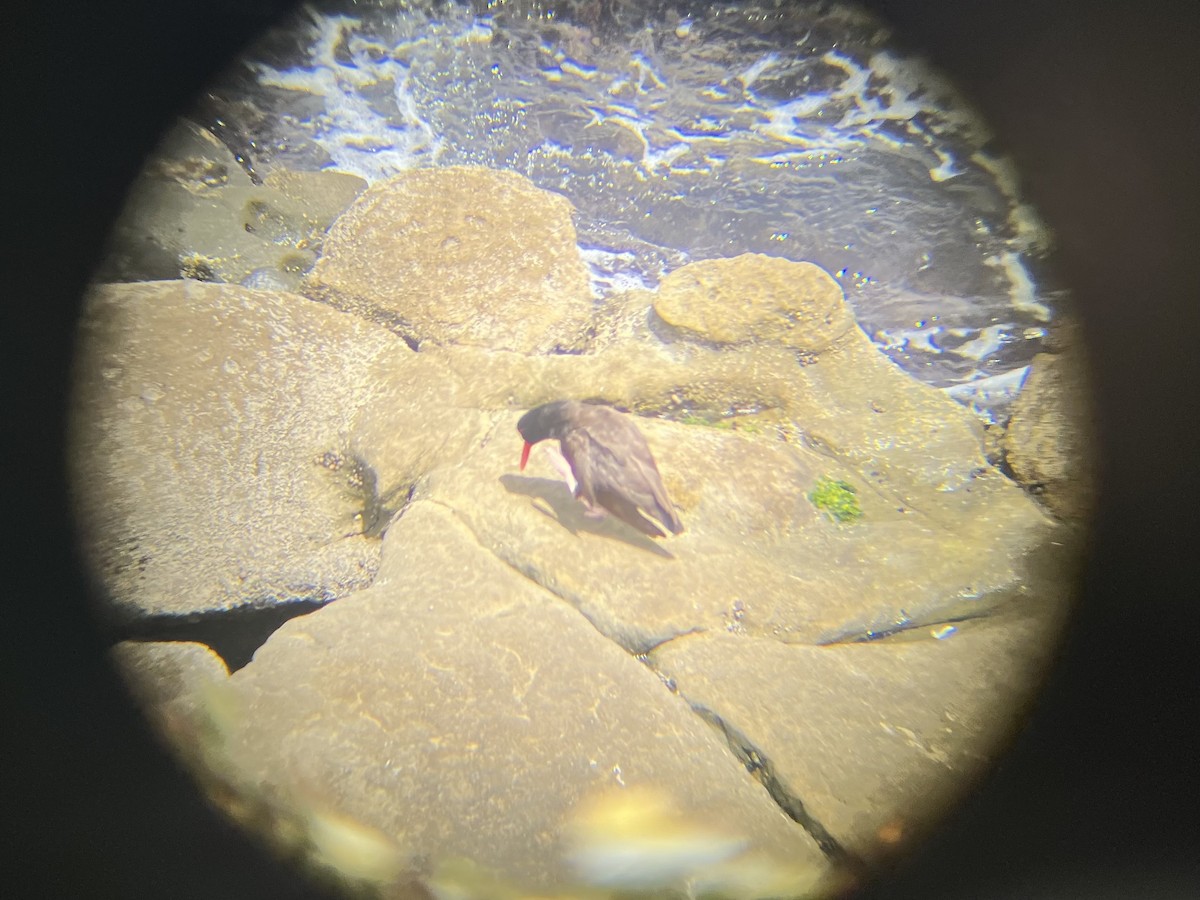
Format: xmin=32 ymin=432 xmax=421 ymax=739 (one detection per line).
xmin=650 ymin=595 xmax=1069 ymax=864
xmin=221 ymin=502 xmax=825 ymax=890
xmin=73 ymin=165 xmax=1083 ymax=894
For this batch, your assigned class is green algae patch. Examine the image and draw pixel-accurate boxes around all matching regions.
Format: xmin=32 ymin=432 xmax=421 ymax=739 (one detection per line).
xmin=808 ymin=476 xmax=862 ymax=523
xmin=679 ymin=413 xmax=733 ymax=429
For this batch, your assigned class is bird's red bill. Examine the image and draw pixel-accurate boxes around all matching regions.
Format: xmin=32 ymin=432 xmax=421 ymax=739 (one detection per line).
xmin=519 ymin=441 xmax=533 ymax=471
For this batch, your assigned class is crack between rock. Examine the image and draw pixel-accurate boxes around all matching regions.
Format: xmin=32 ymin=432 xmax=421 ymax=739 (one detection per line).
xmin=816 ymin=581 xmax=1038 ymax=645
xmin=417 ymin=495 xmax=872 ymax=866
xmin=403 ymin=497 xmax=876 ymax=875
xmin=687 ymin=703 xmax=868 ymax=874
xmin=423 ymin=496 xmax=621 ymax=633
xmin=817 ymin=609 xmax=994 ymax=646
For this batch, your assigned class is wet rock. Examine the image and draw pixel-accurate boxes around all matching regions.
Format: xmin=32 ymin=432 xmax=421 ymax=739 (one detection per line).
xmin=1003 ymin=338 xmax=1095 ymax=521
xmin=69 ymin=281 xmax=409 ymax=618
xmin=653 ymin=254 xmax=855 ymax=352
xmin=649 ymin=601 xmax=1067 ymax=864
xmin=145 ymin=119 xmax=256 ymax=191
xmin=303 ymin=166 xmax=594 ymax=352
xmin=346 ymin=348 xmax=499 ymax=503
xmin=97 ymin=118 xmax=366 ymax=284
xmin=220 ymin=502 xmax=825 ymax=891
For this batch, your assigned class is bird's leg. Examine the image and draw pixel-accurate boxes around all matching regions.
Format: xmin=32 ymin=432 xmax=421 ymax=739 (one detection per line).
xmin=576 ymin=496 xmax=609 ymax=521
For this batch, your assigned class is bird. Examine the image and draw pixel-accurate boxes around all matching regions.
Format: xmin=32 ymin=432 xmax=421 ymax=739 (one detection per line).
xmin=517 ymin=400 xmax=684 ymax=538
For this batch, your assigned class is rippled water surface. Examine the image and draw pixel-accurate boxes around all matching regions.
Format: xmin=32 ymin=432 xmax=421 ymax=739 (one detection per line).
xmin=201 ymin=0 xmax=1066 ymax=420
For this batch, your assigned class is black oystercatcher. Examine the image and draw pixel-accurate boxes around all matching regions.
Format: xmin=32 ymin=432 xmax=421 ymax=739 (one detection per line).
xmin=517 ymin=400 xmax=684 ymax=538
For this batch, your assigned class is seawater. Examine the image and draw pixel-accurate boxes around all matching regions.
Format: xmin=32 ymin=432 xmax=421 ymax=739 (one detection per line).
xmin=219 ymin=0 xmax=1065 ymax=420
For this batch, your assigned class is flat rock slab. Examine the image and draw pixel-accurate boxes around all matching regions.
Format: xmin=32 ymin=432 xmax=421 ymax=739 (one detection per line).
xmin=423 ymin=408 xmax=1048 ymax=651
xmin=70 ymin=281 xmax=411 ymax=618
xmin=221 ymin=502 xmax=825 ymax=892
xmin=650 ymin=601 xmax=1067 ymax=864
xmin=304 ymin=166 xmax=595 ymax=352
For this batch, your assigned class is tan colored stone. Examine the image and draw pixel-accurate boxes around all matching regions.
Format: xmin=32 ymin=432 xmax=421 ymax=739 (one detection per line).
xmin=651 ymin=597 xmax=1069 ymax=863
xmin=221 ymin=502 xmax=825 ymax=892
xmin=69 ymin=281 xmax=409 ymax=617
xmin=304 ymin=166 xmax=594 ymax=352
xmin=653 ymin=254 xmax=856 ymax=352
xmin=1003 ymin=345 xmax=1095 ymax=521
xmin=99 ymin=123 xmax=366 ymax=286
xmin=263 ymin=168 xmax=367 ymax=220
xmin=346 ymin=348 xmax=499 ymax=502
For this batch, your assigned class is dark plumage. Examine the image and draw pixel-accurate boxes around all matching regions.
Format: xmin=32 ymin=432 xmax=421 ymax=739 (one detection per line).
xmin=517 ymin=400 xmax=684 ymax=538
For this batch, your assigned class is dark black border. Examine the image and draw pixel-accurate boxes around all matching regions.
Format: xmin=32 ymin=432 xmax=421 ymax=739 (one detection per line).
xmin=5 ymin=1 xmax=1198 ymax=897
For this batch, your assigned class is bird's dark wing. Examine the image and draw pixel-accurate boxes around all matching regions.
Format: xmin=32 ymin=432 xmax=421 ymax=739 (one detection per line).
xmin=567 ymin=424 xmax=681 ymax=537
xmin=595 ymin=486 xmax=667 ymax=538
xmin=623 ymin=450 xmax=683 ymax=535
xmin=560 ymin=429 xmax=597 ymax=507
xmin=586 ymin=410 xmax=683 ymax=535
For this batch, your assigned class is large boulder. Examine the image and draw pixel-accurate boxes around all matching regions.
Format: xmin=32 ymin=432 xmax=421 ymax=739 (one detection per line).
xmin=654 ymin=254 xmax=855 ymax=352
xmin=303 ymin=166 xmax=595 ymax=352
xmin=69 ymin=281 xmax=409 ymax=618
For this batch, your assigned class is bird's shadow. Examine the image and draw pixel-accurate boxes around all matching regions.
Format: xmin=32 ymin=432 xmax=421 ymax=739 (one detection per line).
xmin=500 ymin=474 xmax=675 ymax=559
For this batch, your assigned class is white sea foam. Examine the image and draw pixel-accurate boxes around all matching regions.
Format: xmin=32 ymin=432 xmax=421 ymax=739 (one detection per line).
xmin=973 ymin=151 xmax=1054 ymax=253
xmin=952 ymin=323 xmax=1010 ymax=361
xmin=944 ymin=366 xmax=1031 ymax=420
xmin=242 ymin=2 xmax=1062 ymax=407
xmin=986 ymin=251 xmax=1052 ymax=322
xmin=580 ymin=246 xmax=654 ymax=296
xmin=254 ymin=11 xmax=443 ymax=180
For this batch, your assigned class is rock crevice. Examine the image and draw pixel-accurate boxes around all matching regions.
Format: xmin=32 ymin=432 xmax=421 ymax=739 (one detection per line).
xmin=689 ymin=703 xmax=859 ymax=868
